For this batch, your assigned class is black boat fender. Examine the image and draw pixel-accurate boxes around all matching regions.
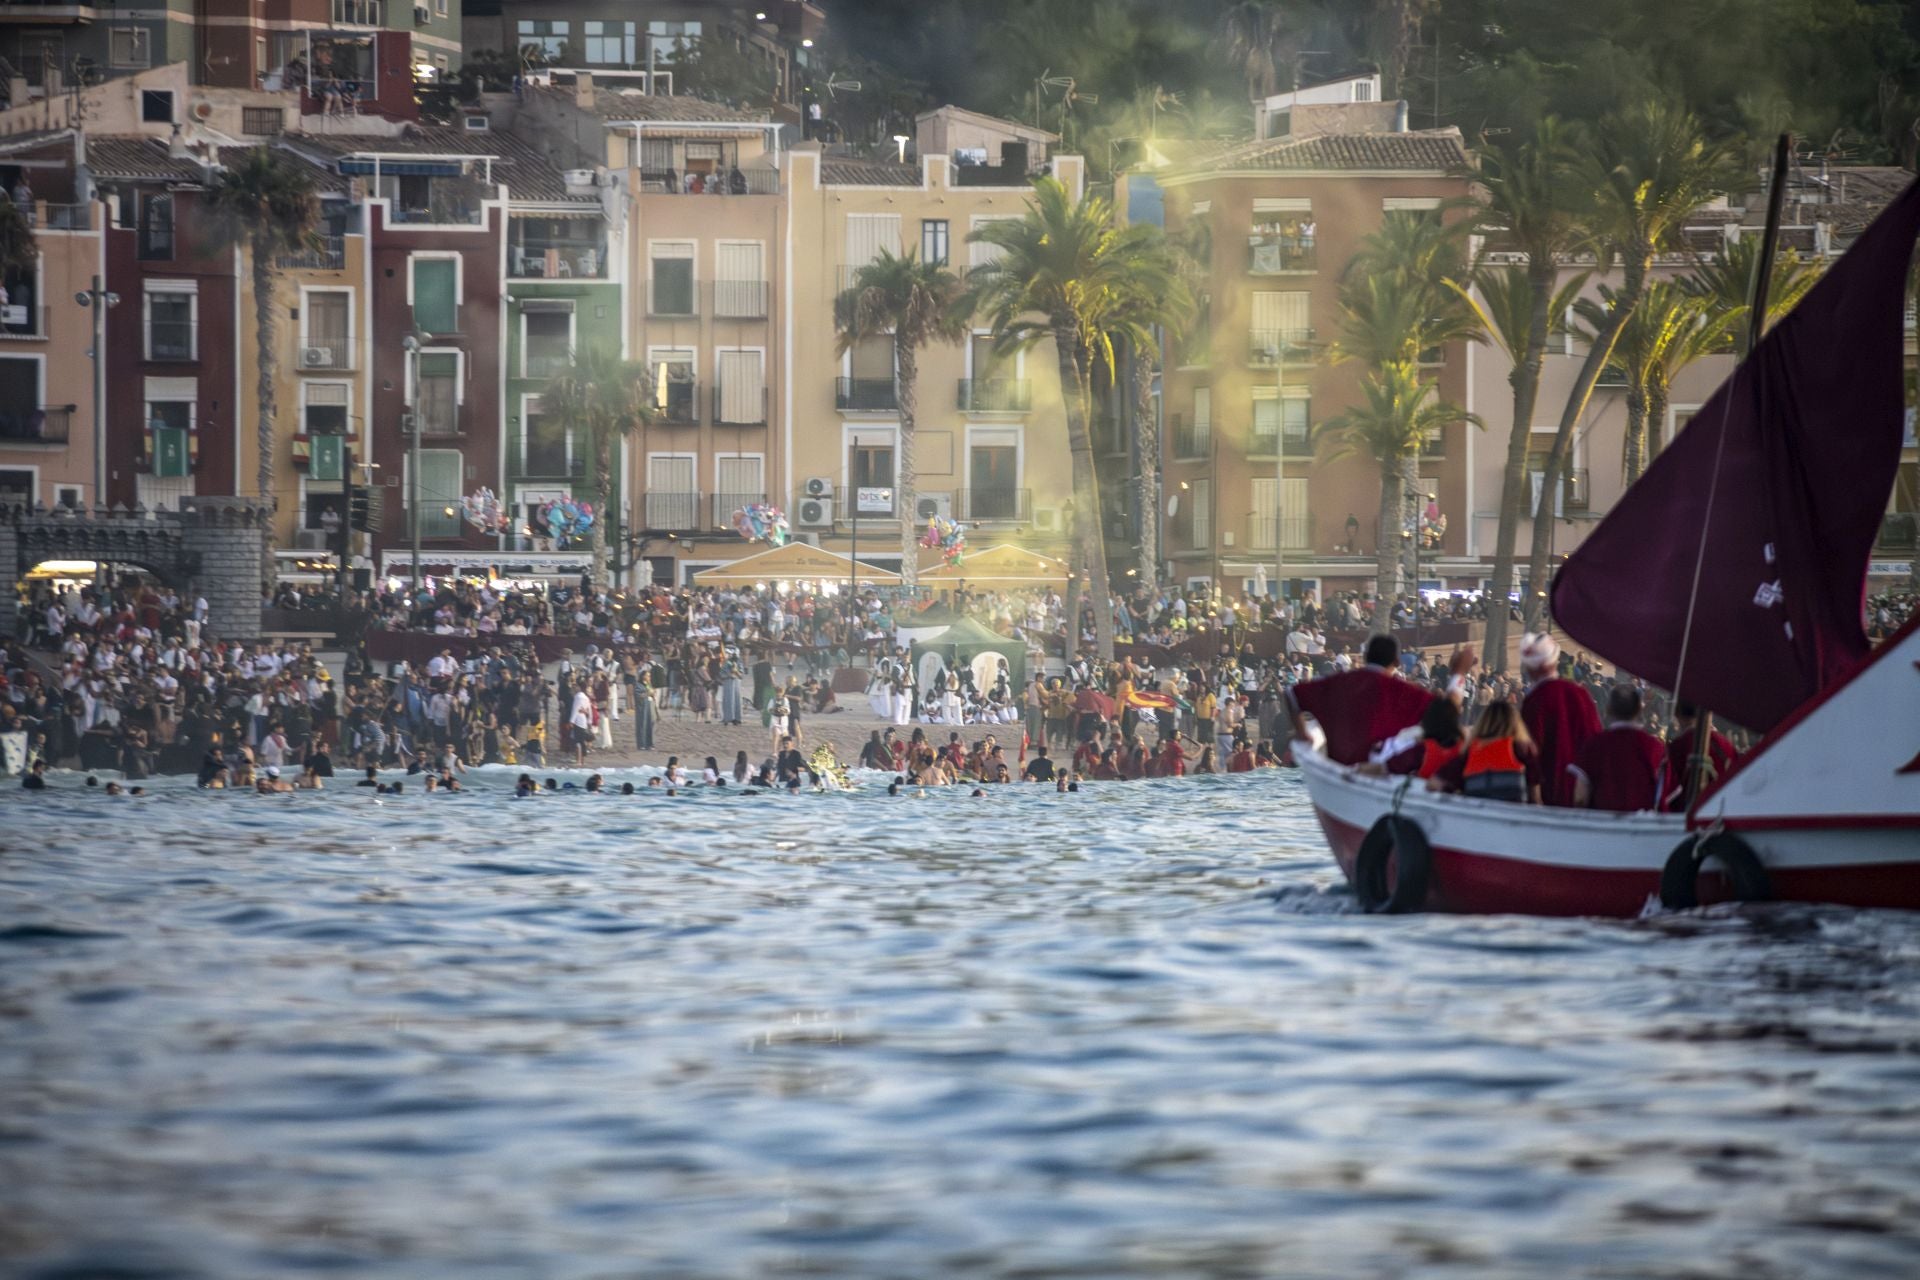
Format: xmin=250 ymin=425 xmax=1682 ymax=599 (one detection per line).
xmin=1354 ymin=815 xmax=1433 ymax=914
xmin=1659 ymin=831 xmax=1772 ymax=910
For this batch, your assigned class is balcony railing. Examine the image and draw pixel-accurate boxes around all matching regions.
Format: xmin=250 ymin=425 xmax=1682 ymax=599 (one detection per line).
xmin=1248 ymin=328 xmax=1316 ymax=367
xmin=278 ymin=236 xmax=346 ymax=270
xmin=713 ymin=280 xmax=769 ymax=319
xmin=648 ymin=380 xmax=700 ymax=425
xmin=510 ymin=243 xmax=606 ymax=279
xmin=1247 ymin=239 xmax=1317 ymax=273
xmin=1878 ymin=513 xmax=1918 ymax=552
xmin=836 ymin=376 xmax=897 ymax=411
xmin=638 ymin=168 xmax=781 ymax=196
xmin=956 ymin=488 xmax=1031 ymax=522
xmin=1246 ymin=511 xmax=1312 ymax=552
xmin=298 ymin=340 xmax=352 ymax=370
xmin=644 ymin=491 xmax=702 ymax=530
xmin=712 ymin=492 xmax=767 ymax=528
xmin=1171 ymin=414 xmax=1211 ymax=459
xmin=41 ymin=203 xmax=91 ymax=230
xmin=148 ymin=321 xmax=196 ymax=362
xmin=957 ymin=377 xmax=1031 ymax=412
xmin=711 ymin=385 xmax=768 ymax=426
xmin=0 ymin=405 xmax=71 ymax=443
xmin=1595 ymin=365 xmax=1629 ymax=387
xmin=508 ymin=446 xmax=584 ymax=482
xmin=523 ymin=350 xmax=574 ymax=379
xmin=1249 ymin=427 xmax=1312 ymax=457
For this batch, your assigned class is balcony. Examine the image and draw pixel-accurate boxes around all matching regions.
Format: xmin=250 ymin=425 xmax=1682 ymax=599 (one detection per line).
xmin=952 ymin=156 xmax=1048 ymax=188
xmin=1878 ymin=513 xmax=1918 ymax=553
xmin=1248 ymin=328 xmax=1316 ymax=367
xmin=523 ymin=349 xmax=574 ymax=379
xmin=1249 ymin=427 xmax=1312 ymax=458
xmin=1171 ymin=414 xmax=1211 ymax=459
xmin=711 ymin=385 xmax=768 ymax=426
xmin=40 ymin=203 xmax=91 ymax=230
xmin=836 ymin=377 xmax=897 ymax=412
xmin=508 ymin=445 xmax=584 ymax=482
xmin=1247 ymin=238 xmax=1317 ymax=274
xmin=956 ymin=488 xmax=1031 ymax=522
xmin=298 ymin=340 xmax=352 ymax=371
xmin=1246 ymin=511 xmax=1312 ymax=553
xmin=637 ymin=168 xmax=781 ymax=196
xmin=648 ymin=380 xmax=700 ymax=425
xmin=957 ymin=378 xmax=1031 ymax=412
xmin=712 ymin=491 xmax=767 ymax=529
xmin=147 ymin=321 xmax=196 ymax=362
xmin=278 ymin=236 xmax=347 ymax=271
xmin=713 ymin=280 xmax=769 ymax=319
xmin=510 ymin=242 xmax=606 ymax=279
xmin=644 ymin=491 xmax=702 ymax=530
xmin=415 ymin=410 xmax=463 ymax=439
xmin=0 ymin=405 xmax=71 ymax=444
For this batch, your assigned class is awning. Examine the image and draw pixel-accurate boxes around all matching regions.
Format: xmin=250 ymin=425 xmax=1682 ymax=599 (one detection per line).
xmin=692 ymin=541 xmax=902 ymax=585
xmin=918 ymin=543 xmax=1071 ymax=589
xmin=337 ymin=159 xmax=466 ymax=177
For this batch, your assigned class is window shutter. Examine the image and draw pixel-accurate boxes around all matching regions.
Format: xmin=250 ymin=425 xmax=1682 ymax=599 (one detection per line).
xmin=716 ymin=350 xmax=762 ymax=423
xmin=845 ymin=214 xmax=900 ymax=268
xmin=412 ymin=259 xmax=457 ymax=333
xmin=716 ymin=455 xmax=762 ymax=497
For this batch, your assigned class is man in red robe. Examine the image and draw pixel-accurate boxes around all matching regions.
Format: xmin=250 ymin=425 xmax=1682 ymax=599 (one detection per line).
xmin=1569 ymin=684 xmax=1666 ymax=812
xmin=1660 ymin=701 xmax=1738 ymax=811
xmin=1290 ymin=635 xmax=1450 ymax=765
xmin=1518 ymin=633 xmax=1601 ymax=807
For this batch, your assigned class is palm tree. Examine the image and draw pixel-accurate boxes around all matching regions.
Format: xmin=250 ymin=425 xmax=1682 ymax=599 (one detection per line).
xmin=1680 ymin=235 xmax=1821 ymax=350
xmin=1578 ymin=281 xmax=1740 ymax=484
xmin=203 ymin=147 xmax=322 ymax=538
xmin=1324 ymin=361 xmax=1479 ymax=602
xmin=0 ymin=198 xmax=35 ymax=280
xmin=540 ymin=345 xmax=658 ymax=588
xmin=833 ymin=248 xmax=968 ymax=592
xmin=1454 ymin=119 xmax=1594 ymax=670
xmin=967 ymin=177 xmax=1184 ymax=660
xmin=1521 ymin=100 xmax=1744 ymax=632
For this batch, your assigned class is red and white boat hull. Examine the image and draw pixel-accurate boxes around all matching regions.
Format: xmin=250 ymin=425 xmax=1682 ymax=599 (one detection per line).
xmin=1297 ymin=617 xmax=1920 ymax=917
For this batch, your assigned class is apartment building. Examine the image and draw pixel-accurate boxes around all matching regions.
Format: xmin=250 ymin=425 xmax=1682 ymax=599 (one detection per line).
xmin=1151 ymin=112 xmax=1474 ymax=601
xmin=0 ymin=0 xmax=459 ymax=107
xmin=778 ymin=110 xmax=1082 ymax=584
xmin=0 ymin=127 xmax=97 ymax=510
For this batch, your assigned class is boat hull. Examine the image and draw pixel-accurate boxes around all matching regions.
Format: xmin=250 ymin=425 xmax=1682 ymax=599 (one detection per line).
xmin=1300 ymin=750 xmax=1920 ymax=916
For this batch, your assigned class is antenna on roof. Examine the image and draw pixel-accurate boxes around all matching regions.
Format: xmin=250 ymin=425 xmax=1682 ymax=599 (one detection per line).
xmin=824 ymin=73 xmax=862 ymax=98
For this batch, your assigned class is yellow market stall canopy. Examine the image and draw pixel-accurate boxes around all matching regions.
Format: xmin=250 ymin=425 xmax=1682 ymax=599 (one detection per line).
xmin=692 ymin=541 xmax=903 ymax=586
xmin=918 ymin=544 xmax=1071 ymax=589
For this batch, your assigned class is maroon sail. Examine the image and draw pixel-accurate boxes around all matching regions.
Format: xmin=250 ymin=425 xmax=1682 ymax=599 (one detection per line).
xmin=1551 ymin=178 xmax=1920 ymax=733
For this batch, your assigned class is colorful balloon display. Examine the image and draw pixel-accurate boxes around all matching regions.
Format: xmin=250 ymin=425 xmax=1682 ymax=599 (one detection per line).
xmin=919 ymin=515 xmax=967 ymax=567
xmin=733 ymin=502 xmax=790 ymax=546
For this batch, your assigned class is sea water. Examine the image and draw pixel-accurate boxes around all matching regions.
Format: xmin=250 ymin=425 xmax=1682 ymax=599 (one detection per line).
xmin=3 ymin=770 xmax=1919 ymax=1278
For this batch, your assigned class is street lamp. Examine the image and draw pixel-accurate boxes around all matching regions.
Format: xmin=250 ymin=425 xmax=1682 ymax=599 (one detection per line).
xmin=75 ymin=278 xmax=121 ymax=508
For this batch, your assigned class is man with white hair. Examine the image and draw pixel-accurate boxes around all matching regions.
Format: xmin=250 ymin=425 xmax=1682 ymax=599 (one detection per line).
xmin=1517 ymin=632 xmax=1601 ymax=807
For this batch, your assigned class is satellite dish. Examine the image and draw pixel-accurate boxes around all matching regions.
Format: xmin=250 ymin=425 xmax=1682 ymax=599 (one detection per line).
xmin=1165 ymin=494 xmax=1180 ymax=518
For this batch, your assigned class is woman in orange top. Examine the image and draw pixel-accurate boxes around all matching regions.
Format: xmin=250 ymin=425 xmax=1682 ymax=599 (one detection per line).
xmin=1414 ymin=698 xmax=1465 ymax=779
xmin=1431 ymin=699 xmax=1539 ymax=803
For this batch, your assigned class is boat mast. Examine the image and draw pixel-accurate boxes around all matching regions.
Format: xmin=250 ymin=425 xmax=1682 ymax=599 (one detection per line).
xmin=1685 ymin=132 xmax=1792 ymax=814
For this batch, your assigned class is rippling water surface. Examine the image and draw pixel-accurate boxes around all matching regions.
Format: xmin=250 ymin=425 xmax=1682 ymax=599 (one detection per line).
xmin=4 ymin=769 xmax=1920 ymax=1279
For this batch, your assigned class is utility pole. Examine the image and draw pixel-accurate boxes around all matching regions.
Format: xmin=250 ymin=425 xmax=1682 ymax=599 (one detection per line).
xmin=338 ymin=443 xmax=355 ymax=596
xmin=75 ymin=276 xmax=120 ymax=507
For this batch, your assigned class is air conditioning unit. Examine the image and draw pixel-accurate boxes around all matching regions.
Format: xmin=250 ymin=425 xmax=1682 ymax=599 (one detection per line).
xmin=1032 ymin=506 xmax=1061 ymax=533
xmin=916 ymin=493 xmax=951 ymax=521
xmin=803 ymin=476 xmax=835 ymax=499
xmin=414 ymin=4 xmax=430 ymax=23
xmin=301 ymin=346 xmax=331 ymax=368
xmin=463 ymin=114 xmax=491 ymax=132
xmin=796 ymin=496 xmax=834 ymax=528
xmin=294 ymin=529 xmax=327 ymax=550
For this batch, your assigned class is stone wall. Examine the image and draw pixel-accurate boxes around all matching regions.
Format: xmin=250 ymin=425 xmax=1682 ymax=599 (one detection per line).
xmin=2 ymin=499 xmax=270 ymax=641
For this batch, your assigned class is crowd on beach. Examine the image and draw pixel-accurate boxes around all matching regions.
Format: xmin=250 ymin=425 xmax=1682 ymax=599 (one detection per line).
xmin=8 ymin=571 xmax=1916 ymax=795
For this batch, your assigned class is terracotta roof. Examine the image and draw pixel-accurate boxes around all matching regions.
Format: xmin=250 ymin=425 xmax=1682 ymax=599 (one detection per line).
xmin=1164 ymin=128 xmax=1469 ymax=179
xmin=214 ymin=144 xmax=351 ymax=195
xmin=83 ymin=135 xmax=206 ymax=183
xmin=820 ymin=157 xmax=920 ymax=187
xmin=0 ymin=127 xmax=75 ymax=157
xmin=524 ymin=82 xmax=769 ymax=124
xmin=282 ymin=124 xmax=594 ymax=203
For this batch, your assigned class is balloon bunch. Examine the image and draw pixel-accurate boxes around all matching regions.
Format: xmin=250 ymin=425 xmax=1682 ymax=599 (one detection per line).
xmin=733 ymin=502 xmax=790 ymax=546
xmin=460 ymin=487 xmax=510 ymax=534
xmin=539 ymin=497 xmax=596 ymax=548
xmin=920 ymin=515 xmax=967 ymax=567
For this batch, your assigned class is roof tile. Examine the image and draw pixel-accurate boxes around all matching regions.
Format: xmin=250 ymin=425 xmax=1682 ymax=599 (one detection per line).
xmin=1166 ymin=128 xmax=1468 ymax=178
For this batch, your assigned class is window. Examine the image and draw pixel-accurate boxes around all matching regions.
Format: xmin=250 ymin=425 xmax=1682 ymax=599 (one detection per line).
xmin=146 ymin=400 xmax=194 ymax=477
xmin=304 ymin=382 xmax=349 ymax=444
xmin=650 ymin=242 xmax=695 ymax=316
xmin=969 ymin=427 xmax=1019 ymax=519
xmin=1251 ymin=391 xmax=1310 ymax=454
xmin=646 ymin=455 xmax=698 ymax=529
xmin=137 ymin=192 xmax=174 ymax=261
xmin=54 ymin=485 xmax=82 ymax=510
xmin=716 ymin=350 xmax=764 ymax=424
xmin=845 ymin=214 xmax=900 ymax=270
xmin=332 ymin=0 xmax=383 ymax=24
xmin=141 ymin=90 xmax=174 ymax=124
xmin=849 ymin=435 xmax=894 ymax=492
xmin=411 ymin=257 xmax=458 ymax=334
xmin=522 ymin=308 xmax=573 ymax=378
xmin=109 ymin=28 xmax=151 ymax=69
xmin=145 ymin=288 xmax=196 ymax=362
xmin=412 ymin=450 xmax=463 ymax=537
xmin=1190 ymin=478 xmax=1211 ymax=546
xmin=416 ymin=353 xmax=459 ymax=435
xmin=715 ymin=242 xmax=764 ymax=318
xmin=583 ymin=20 xmax=636 ymax=64
xmin=715 ymin=454 xmax=763 ymax=507
xmin=243 ymin=106 xmax=281 ymax=136
xmin=516 ymin=20 xmax=570 ymax=59
xmin=435 ymin=0 xmax=448 ymax=14
xmin=0 ymin=469 xmax=34 ymax=504
xmin=969 ymin=333 xmax=1006 ymax=379
xmin=969 ymin=215 xmax=1017 ymax=270
xmin=0 ymin=359 xmax=39 ymax=435
xmin=646 ymin=20 xmax=702 ymax=53
xmin=1354 ymin=80 xmax=1377 ymax=102
xmin=921 ymin=218 xmax=949 ymax=266
xmin=522 ymin=398 xmax=570 ymax=477
xmin=303 ymin=291 xmax=350 ymax=368
xmin=1251 ymin=291 xmax=1310 ymax=359
xmin=648 ymin=349 xmax=696 ymax=421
